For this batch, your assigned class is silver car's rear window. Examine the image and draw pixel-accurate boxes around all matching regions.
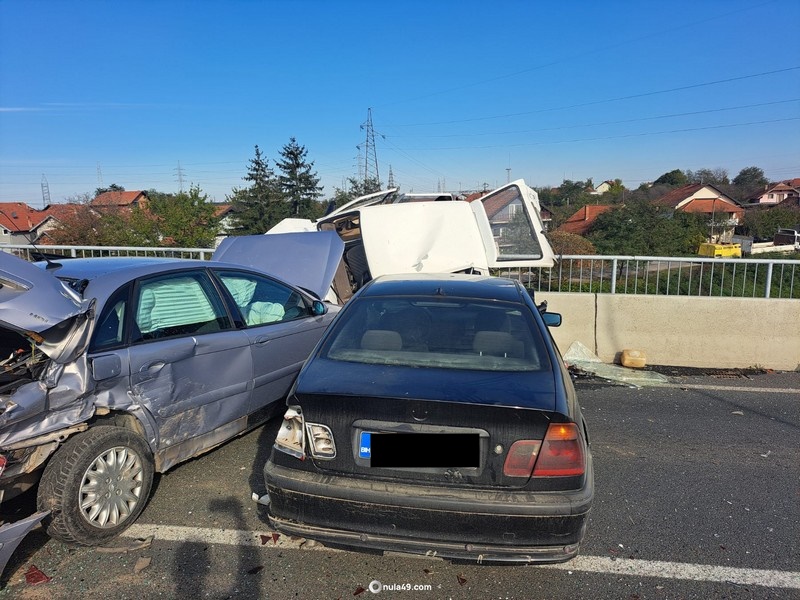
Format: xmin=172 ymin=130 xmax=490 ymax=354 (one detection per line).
xmin=322 ymin=297 xmax=550 ymax=372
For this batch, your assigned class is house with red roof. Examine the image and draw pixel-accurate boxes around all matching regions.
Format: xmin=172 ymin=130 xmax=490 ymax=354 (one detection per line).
xmin=558 ymin=204 xmax=616 ymax=236
xmin=653 ymin=183 xmax=744 ymax=242
xmin=90 ymin=190 xmax=148 ymax=210
xmin=0 ymin=202 xmax=89 ymax=244
xmin=747 ymin=181 xmax=800 ymax=205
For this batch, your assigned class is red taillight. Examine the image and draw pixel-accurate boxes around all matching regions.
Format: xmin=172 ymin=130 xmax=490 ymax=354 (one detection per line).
xmin=0 ymin=455 xmax=6 ymax=478
xmin=532 ymin=422 xmax=586 ymax=477
xmin=503 ymin=440 xmax=541 ymax=477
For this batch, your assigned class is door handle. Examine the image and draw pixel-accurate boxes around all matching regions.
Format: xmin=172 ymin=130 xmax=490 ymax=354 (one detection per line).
xmin=254 ymin=336 xmax=270 ymax=346
xmin=140 ymin=361 xmax=166 ymax=374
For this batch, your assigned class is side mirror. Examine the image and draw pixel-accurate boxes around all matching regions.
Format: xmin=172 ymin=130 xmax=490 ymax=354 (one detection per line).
xmin=312 ymin=300 xmax=327 ymax=316
xmin=543 ymin=312 xmax=562 ymax=327
xmin=92 ymin=354 xmax=122 ymax=381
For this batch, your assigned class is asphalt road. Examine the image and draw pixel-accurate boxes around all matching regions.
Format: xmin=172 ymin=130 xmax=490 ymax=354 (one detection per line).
xmin=1 ymin=371 xmax=798 ymax=599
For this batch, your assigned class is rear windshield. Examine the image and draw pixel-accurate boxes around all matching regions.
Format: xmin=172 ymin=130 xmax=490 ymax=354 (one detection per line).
xmin=321 ymin=296 xmax=550 ymax=372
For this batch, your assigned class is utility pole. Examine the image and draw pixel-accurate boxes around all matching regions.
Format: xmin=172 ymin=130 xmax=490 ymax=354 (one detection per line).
xmin=387 ymin=165 xmax=396 ymax=189
xmin=41 ymin=175 xmax=51 ymax=207
xmin=174 ymin=161 xmax=185 ymax=192
xmin=360 ymin=108 xmax=380 ymax=188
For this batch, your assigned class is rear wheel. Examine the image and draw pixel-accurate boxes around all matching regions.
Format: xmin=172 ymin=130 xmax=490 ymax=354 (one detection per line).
xmin=37 ymin=426 xmax=154 ymax=546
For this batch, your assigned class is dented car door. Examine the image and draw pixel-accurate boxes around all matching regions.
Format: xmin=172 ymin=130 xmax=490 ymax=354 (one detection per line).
xmin=124 ymin=270 xmax=252 ymax=464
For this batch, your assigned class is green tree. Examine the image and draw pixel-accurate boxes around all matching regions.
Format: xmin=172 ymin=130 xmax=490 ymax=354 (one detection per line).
xmin=546 ymin=230 xmax=596 ymax=255
xmin=740 ymin=206 xmax=800 ymax=240
xmin=94 ymin=183 xmax=125 ymax=197
xmin=732 ymin=166 xmax=768 ymax=188
xmin=228 ymin=145 xmax=287 ymax=234
xmin=686 ymin=168 xmax=729 ymax=186
xmin=147 ymin=185 xmax=218 ymax=247
xmin=276 ymin=137 xmax=324 ymax=220
xmin=588 ymin=200 xmax=707 ymax=255
xmin=653 ymin=169 xmax=688 ymax=186
xmin=330 ymin=176 xmax=383 ymax=209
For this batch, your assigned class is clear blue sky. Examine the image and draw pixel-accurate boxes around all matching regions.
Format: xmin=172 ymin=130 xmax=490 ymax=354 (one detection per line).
xmin=1 ymin=0 xmax=798 ymax=207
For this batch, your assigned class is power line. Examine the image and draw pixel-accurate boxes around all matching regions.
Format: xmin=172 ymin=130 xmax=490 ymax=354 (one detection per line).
xmin=390 ymin=67 xmax=800 ymax=128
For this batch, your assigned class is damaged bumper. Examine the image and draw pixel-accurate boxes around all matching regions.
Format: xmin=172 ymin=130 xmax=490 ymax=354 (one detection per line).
xmin=265 ymin=460 xmax=593 ymax=564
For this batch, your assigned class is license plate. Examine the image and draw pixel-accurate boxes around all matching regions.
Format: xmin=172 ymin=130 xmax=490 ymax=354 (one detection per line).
xmin=362 ymin=432 xmax=479 ymax=468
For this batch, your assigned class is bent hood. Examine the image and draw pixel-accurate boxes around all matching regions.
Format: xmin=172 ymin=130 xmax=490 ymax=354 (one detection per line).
xmin=212 ymin=231 xmax=345 ymax=299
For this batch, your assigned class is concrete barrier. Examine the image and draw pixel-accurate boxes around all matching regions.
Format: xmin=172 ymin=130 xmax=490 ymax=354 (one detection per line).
xmin=538 ymin=292 xmax=800 ymax=371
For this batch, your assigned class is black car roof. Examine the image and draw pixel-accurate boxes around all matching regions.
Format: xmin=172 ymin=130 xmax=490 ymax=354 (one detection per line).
xmin=359 ymin=274 xmax=526 ymax=303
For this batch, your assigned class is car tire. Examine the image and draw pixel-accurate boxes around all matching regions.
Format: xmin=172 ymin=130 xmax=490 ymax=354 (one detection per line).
xmin=37 ymin=426 xmax=154 ymax=546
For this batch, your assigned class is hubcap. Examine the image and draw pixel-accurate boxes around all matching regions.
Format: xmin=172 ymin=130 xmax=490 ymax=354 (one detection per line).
xmin=79 ymin=446 xmax=144 ymax=529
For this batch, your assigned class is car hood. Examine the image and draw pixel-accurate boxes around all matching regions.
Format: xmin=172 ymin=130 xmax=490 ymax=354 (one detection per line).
xmin=212 ymin=231 xmax=345 ymax=299
xmin=358 ymin=202 xmax=491 ymax=276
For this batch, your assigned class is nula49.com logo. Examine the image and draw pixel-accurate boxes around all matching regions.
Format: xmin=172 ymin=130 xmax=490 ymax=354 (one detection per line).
xmin=369 ymin=580 xmax=433 ymax=594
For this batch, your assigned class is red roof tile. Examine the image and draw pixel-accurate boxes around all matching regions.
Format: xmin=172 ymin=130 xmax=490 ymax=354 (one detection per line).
xmin=558 ymin=204 xmax=615 ymax=236
xmin=91 ymin=190 xmax=147 ymax=207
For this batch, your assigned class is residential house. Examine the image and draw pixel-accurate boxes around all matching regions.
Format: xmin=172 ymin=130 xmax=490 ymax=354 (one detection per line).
xmin=0 ymin=202 xmax=88 ymax=245
xmin=0 ymin=202 xmax=42 ymax=244
xmin=213 ymin=203 xmax=235 ymax=247
xmin=557 ymin=204 xmax=616 ymax=236
xmin=747 ymin=180 xmax=800 ymax=205
xmin=90 ymin=190 xmax=148 ymax=211
xmin=590 ymin=180 xmax=615 ymax=195
xmin=653 ymin=183 xmax=744 ymax=242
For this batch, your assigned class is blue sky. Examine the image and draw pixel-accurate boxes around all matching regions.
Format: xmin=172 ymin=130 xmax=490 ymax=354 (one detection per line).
xmin=1 ymin=0 xmax=798 ymax=206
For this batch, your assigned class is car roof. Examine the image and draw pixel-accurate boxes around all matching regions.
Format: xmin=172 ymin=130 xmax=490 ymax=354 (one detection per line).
xmin=359 ymin=273 xmax=526 ymax=303
xmin=40 ymin=256 xmax=195 ymax=281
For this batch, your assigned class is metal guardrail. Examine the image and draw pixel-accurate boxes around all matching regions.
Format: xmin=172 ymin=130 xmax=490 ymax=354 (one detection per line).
xmin=502 ymin=255 xmax=800 ymax=299
xmin=2 ymin=245 xmax=798 ymax=299
xmin=0 ymin=243 xmax=214 ymax=261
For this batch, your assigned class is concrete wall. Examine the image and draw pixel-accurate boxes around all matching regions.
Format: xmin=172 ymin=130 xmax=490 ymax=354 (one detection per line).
xmin=538 ymin=292 xmax=800 ymax=371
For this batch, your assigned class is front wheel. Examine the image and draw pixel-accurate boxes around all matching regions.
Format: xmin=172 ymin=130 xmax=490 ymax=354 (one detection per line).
xmin=37 ymin=426 xmax=154 ymax=546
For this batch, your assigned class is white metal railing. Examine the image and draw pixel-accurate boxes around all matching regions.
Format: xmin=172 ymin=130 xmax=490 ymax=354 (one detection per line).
xmin=501 ymin=254 xmax=800 ymax=299
xmin=2 ymin=245 xmax=798 ymax=300
xmin=0 ymin=243 xmax=214 ymax=261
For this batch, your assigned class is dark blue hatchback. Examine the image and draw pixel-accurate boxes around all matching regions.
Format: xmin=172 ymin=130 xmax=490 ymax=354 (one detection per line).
xmin=264 ymin=273 xmax=593 ymax=564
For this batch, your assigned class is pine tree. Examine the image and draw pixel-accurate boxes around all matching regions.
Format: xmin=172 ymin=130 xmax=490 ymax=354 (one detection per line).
xmin=275 ymin=137 xmax=324 ymax=220
xmin=228 ymin=145 xmax=288 ymax=234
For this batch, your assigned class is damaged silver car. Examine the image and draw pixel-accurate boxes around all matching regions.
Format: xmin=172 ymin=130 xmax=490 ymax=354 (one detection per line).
xmin=0 ymin=232 xmax=343 ymax=562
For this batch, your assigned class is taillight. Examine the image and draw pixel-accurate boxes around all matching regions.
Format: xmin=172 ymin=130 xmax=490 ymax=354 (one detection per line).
xmin=273 ymin=406 xmax=337 ymax=461
xmin=306 ymin=423 xmax=336 ymax=459
xmin=0 ymin=454 xmax=6 ymax=478
xmin=274 ymin=406 xmax=306 ymax=459
xmin=532 ymin=422 xmax=586 ymax=477
xmin=503 ymin=440 xmax=542 ymax=477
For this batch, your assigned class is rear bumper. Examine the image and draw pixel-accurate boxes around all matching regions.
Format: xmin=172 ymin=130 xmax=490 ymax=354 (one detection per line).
xmin=264 ymin=455 xmax=593 ymax=564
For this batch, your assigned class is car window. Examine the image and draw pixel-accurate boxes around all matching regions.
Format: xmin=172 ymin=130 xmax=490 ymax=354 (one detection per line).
xmin=216 ymin=271 xmax=310 ymax=327
xmin=132 ymin=271 xmax=230 ymax=342
xmin=322 ymin=297 xmax=550 ymax=372
xmin=480 ymin=184 xmax=544 ymax=260
xmin=90 ymin=284 xmax=130 ymax=351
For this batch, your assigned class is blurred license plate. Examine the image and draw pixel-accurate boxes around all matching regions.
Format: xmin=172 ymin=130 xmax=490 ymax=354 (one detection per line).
xmin=363 ymin=432 xmax=479 ymax=468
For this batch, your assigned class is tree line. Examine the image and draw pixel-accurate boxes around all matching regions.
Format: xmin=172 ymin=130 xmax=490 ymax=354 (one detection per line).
xmin=48 ymin=138 xmax=377 ymax=248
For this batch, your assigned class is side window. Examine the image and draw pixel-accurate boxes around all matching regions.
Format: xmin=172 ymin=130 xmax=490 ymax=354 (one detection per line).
xmin=132 ymin=271 xmax=230 ymax=342
xmin=217 ymin=271 xmax=310 ymax=327
xmin=90 ymin=284 xmax=130 ymax=351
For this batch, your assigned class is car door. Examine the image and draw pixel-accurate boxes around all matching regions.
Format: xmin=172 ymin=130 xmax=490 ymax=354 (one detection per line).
xmin=213 ymin=269 xmax=334 ymax=417
xmin=124 ymin=269 xmax=253 ymax=454
xmin=472 ymin=179 xmax=556 ymax=268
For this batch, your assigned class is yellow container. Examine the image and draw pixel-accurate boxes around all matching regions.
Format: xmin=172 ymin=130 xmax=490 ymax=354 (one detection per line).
xmin=698 ymin=243 xmax=742 ymax=258
xmin=621 ymin=349 xmax=647 ymax=368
